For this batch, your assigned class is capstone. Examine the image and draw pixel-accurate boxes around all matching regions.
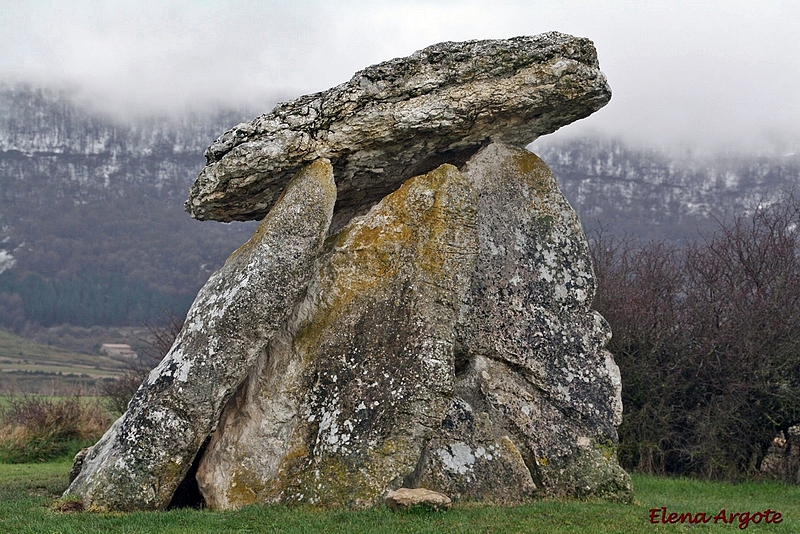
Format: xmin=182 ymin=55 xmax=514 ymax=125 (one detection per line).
xmin=186 ymin=32 xmax=611 ymax=231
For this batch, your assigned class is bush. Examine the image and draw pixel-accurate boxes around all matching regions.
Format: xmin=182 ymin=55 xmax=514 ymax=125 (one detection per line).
xmin=592 ymin=192 xmax=800 ymax=480
xmin=0 ymin=395 xmax=111 ymax=463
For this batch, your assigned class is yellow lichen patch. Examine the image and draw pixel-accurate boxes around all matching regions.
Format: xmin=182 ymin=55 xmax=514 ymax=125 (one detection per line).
xmin=281 ymin=441 xmax=312 ymax=467
xmin=593 ymin=438 xmax=617 ymax=462
xmin=287 ymin=457 xmax=381 ymax=507
xmin=512 ymin=150 xmax=554 ymax=200
xmin=274 ymin=441 xmax=312 ymax=483
xmin=287 ymin=439 xmax=420 ymax=508
xmin=499 ymin=435 xmax=527 ymax=465
xmin=294 ymin=163 xmax=476 ymax=352
xmin=222 ymin=437 xmax=314 ymax=508
xmin=331 ymin=164 xmax=469 ymax=278
xmin=225 ymin=468 xmax=264 ymax=508
xmin=413 ymin=168 xmax=477 ymax=276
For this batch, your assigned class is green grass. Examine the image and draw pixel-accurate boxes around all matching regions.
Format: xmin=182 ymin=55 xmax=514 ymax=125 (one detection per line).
xmin=1 ymin=463 xmax=799 ymax=533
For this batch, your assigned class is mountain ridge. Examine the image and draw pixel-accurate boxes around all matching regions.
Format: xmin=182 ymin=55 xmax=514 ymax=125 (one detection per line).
xmin=0 ymin=85 xmax=260 ymax=328
xmin=533 ymin=136 xmax=800 ymax=241
xmin=1 ymin=84 xmax=798 ymax=329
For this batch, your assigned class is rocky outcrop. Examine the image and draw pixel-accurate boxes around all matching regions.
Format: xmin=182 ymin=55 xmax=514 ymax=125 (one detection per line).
xmin=67 ymin=32 xmax=630 ymax=511
xmin=65 ymin=160 xmax=336 ymax=511
xmin=186 ymin=32 xmax=611 ymax=230
xmin=192 ymin=144 xmax=630 ymax=509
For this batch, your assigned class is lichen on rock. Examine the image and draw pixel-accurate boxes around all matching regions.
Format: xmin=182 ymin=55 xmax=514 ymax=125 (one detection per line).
xmin=197 ymin=163 xmax=479 ymax=509
xmin=194 ymin=145 xmax=631 ymax=509
xmin=65 ymin=159 xmax=336 ymax=511
xmin=450 ymin=143 xmax=631 ymax=501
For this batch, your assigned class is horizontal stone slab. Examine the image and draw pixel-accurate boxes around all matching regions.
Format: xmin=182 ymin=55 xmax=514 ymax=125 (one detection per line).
xmin=186 ymin=31 xmax=611 ymax=228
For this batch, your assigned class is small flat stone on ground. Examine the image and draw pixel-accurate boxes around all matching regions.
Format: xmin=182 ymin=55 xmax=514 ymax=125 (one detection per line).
xmin=386 ymin=488 xmax=452 ymax=510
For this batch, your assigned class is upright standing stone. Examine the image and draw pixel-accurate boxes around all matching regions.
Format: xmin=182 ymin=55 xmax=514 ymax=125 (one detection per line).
xmin=66 ymin=160 xmax=336 ymax=511
xmin=412 ymin=143 xmax=631 ymax=501
xmin=196 ymin=163 xmax=479 ymax=509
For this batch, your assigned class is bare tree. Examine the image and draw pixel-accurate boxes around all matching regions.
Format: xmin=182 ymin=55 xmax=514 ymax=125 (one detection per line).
xmin=101 ymin=312 xmax=184 ymax=414
xmin=591 ymin=192 xmax=800 ymax=480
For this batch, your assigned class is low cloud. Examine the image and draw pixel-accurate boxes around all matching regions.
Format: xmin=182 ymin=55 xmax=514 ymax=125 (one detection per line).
xmin=1 ymin=0 xmax=798 ymax=153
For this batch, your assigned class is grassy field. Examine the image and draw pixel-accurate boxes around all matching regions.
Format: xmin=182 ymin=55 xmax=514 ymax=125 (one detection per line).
xmin=0 ymin=329 xmax=125 ymax=395
xmin=1 ymin=462 xmax=798 ymax=533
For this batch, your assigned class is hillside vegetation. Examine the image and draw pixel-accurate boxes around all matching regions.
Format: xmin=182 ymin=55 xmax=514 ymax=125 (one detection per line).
xmin=2 ymin=85 xmax=800 ymax=330
xmin=0 ymin=329 xmax=124 ymax=394
xmin=0 ymin=84 xmax=258 ymax=329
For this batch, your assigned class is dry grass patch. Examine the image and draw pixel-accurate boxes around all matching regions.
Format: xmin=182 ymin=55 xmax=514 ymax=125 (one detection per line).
xmin=0 ymin=395 xmax=110 ymax=463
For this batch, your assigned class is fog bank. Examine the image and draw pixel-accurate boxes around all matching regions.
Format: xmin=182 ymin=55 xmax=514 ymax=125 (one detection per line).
xmin=1 ymin=1 xmax=798 ymax=154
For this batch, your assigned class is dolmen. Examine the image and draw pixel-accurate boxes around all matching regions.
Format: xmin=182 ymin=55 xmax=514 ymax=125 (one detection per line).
xmin=67 ymin=31 xmax=632 ymax=511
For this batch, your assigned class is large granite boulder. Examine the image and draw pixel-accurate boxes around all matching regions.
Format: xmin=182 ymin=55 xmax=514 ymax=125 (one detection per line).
xmin=65 ymin=160 xmax=336 ymax=511
xmin=186 ymin=32 xmax=611 ymax=230
xmin=66 ymin=32 xmax=631 ymax=511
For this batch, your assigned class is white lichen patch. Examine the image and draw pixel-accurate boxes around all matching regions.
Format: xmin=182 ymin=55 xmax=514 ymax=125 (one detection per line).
xmin=556 ymin=384 xmax=572 ymax=402
xmin=0 ymin=250 xmax=16 ymax=275
xmin=437 ymin=441 xmax=498 ymax=477
xmin=173 ymin=350 xmax=194 ymax=383
xmin=437 ymin=442 xmax=476 ymax=475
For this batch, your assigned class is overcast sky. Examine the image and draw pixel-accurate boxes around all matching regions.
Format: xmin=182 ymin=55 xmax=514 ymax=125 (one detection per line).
xmin=1 ymin=0 xmax=799 ymax=153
